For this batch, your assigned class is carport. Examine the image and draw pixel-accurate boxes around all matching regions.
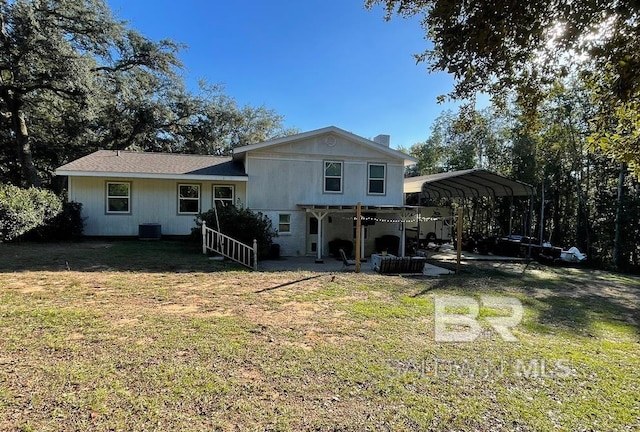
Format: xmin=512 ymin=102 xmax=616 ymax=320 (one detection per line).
xmin=404 ymin=169 xmax=536 ymax=272
xmin=404 ymin=168 xmax=535 ymax=199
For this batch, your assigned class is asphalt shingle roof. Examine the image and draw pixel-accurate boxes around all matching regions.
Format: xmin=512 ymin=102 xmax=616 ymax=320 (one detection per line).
xmin=56 ymin=150 xmax=246 ymax=177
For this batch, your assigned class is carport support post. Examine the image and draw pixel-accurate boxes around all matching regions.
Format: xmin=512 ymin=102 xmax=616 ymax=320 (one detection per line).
xmin=456 ymin=207 xmax=463 ymax=274
xmin=528 ymin=195 xmax=534 ymax=258
xmin=355 ymin=202 xmax=362 ymax=273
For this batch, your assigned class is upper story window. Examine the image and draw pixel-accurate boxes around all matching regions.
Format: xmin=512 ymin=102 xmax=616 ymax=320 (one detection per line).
xmin=106 ymin=182 xmax=131 ymax=214
xmin=178 ymin=184 xmax=200 ymax=214
xmin=368 ymin=163 xmax=386 ymax=195
xmin=213 ymin=185 xmax=234 ymax=208
xmin=324 ymin=161 xmax=343 ymax=193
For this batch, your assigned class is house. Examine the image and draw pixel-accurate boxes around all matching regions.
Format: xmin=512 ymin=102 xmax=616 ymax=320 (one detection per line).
xmin=56 ymin=126 xmax=417 ymax=260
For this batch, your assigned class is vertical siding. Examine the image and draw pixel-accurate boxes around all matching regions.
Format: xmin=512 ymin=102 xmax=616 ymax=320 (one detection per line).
xmin=246 ymin=156 xmax=404 ymax=209
xmin=70 ymin=177 xmax=246 ymax=236
xmin=67 ymin=132 xmax=409 ymax=255
xmin=243 ymin=134 xmax=408 ymax=256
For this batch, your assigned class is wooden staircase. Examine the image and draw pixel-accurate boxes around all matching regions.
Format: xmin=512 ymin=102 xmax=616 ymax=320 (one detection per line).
xmin=201 ymin=222 xmax=257 ymax=270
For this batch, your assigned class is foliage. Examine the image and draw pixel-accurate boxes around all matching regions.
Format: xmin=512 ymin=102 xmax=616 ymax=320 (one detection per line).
xmin=406 ymin=81 xmax=640 ymax=271
xmin=367 ymin=0 xmax=640 ymax=176
xmin=0 ymin=184 xmax=62 ymax=241
xmin=0 ymin=0 xmax=181 ymax=186
xmin=195 ymin=205 xmax=277 ymax=259
xmin=407 ymin=107 xmax=513 ymax=177
xmin=21 ymin=201 xmax=84 ymax=242
xmin=0 ymin=0 xmax=292 ymax=187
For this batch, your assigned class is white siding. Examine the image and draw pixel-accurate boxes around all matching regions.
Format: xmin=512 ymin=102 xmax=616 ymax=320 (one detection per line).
xmin=66 ymin=131 xmax=410 ymax=255
xmin=257 ymin=210 xmax=307 ymax=256
xmin=244 ymin=132 xmax=407 ymax=256
xmin=245 ymin=134 xmax=405 ymax=210
xmin=69 ymin=177 xmax=246 ymax=236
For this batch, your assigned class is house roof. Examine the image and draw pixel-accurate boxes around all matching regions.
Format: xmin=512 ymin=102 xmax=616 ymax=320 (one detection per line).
xmin=233 ymin=126 xmax=417 ymax=166
xmin=56 ymin=150 xmax=247 ymax=181
xmin=404 ymin=169 xmax=535 ymax=198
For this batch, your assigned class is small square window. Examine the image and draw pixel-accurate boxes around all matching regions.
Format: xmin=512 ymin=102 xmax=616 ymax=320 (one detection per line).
xmin=214 ymin=185 xmax=234 ymax=208
xmin=106 ymin=182 xmax=130 ymax=213
xmin=178 ymin=184 xmax=200 ymax=214
xmin=279 ymin=214 xmax=291 ymax=233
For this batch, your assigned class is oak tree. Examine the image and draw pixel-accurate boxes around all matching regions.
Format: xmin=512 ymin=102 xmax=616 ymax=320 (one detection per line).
xmin=366 ymin=0 xmax=640 ymax=175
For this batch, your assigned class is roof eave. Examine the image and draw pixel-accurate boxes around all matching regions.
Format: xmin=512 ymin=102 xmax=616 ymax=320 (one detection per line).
xmin=55 ymin=170 xmax=248 ymax=182
xmin=233 ymin=125 xmax=417 ymax=165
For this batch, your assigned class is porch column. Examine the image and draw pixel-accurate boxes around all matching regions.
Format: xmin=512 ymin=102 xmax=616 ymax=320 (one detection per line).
xmin=399 ymin=211 xmax=413 ymax=257
xmin=311 ymin=210 xmax=328 ymax=263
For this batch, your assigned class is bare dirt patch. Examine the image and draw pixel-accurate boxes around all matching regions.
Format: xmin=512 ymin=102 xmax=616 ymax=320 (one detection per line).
xmin=1 ymin=242 xmax=639 ymax=431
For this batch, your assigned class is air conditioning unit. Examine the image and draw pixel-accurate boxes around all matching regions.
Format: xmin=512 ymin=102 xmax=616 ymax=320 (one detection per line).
xmin=139 ymin=223 xmax=161 ymax=240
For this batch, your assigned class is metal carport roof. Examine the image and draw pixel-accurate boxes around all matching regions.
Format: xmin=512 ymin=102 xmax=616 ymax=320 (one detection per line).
xmin=404 ymin=169 xmax=535 ymax=199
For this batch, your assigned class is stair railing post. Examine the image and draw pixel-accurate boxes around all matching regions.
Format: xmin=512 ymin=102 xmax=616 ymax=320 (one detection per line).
xmin=253 ymin=239 xmax=258 ymax=270
xmin=202 ymin=221 xmax=207 ymax=255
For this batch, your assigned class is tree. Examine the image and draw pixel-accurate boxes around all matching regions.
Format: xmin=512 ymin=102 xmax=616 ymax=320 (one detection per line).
xmin=0 ymin=1 xmax=294 ymax=187
xmin=0 ymin=0 xmax=181 ymax=186
xmin=408 ymin=107 xmax=511 ymax=176
xmin=407 ymin=76 xmax=640 ymax=270
xmin=365 ymin=0 xmax=640 ymax=176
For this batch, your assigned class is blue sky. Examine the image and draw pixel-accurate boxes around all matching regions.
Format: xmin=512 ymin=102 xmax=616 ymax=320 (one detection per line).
xmin=106 ymin=0 xmax=460 ymax=149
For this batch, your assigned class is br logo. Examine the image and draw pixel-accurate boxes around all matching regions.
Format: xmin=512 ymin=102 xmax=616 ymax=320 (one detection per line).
xmin=434 ymin=295 xmax=523 ymax=342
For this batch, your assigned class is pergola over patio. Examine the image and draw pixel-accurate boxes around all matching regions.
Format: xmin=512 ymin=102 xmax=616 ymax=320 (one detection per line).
xmin=297 ymin=204 xmax=420 ymax=262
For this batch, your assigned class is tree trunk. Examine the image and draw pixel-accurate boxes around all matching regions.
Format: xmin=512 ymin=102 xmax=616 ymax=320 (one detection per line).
xmin=8 ymin=96 xmax=40 ymax=187
xmin=613 ymin=163 xmax=626 ymax=268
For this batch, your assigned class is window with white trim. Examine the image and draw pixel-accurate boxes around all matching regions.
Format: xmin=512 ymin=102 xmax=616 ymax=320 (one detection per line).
xmin=213 ymin=185 xmax=234 ymax=208
xmin=368 ymin=163 xmax=386 ymax=195
xmin=278 ymin=214 xmax=291 ymax=234
xmin=324 ymin=161 xmax=343 ymax=193
xmin=106 ymin=182 xmax=130 ymax=213
xmin=178 ymin=184 xmax=200 ymax=214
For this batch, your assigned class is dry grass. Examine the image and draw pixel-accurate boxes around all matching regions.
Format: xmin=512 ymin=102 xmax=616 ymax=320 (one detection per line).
xmin=0 ymin=241 xmax=639 ymax=431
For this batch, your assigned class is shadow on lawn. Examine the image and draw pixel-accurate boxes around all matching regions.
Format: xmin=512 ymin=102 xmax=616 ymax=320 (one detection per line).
xmin=408 ymin=269 xmax=640 ymax=338
xmin=255 ymin=275 xmax=324 ymax=293
xmin=0 ymin=240 xmax=232 ymax=273
xmin=521 ymin=294 xmax=640 ymax=336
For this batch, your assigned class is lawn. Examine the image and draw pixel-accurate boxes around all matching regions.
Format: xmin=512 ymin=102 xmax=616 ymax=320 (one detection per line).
xmin=0 ymin=240 xmax=638 ymax=431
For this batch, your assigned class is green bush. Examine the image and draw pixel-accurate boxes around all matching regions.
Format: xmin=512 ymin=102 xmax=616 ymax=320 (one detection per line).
xmin=21 ymin=201 xmax=84 ymax=241
xmin=0 ymin=184 xmax=62 ymax=242
xmin=195 ymin=205 xmax=277 ymax=258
